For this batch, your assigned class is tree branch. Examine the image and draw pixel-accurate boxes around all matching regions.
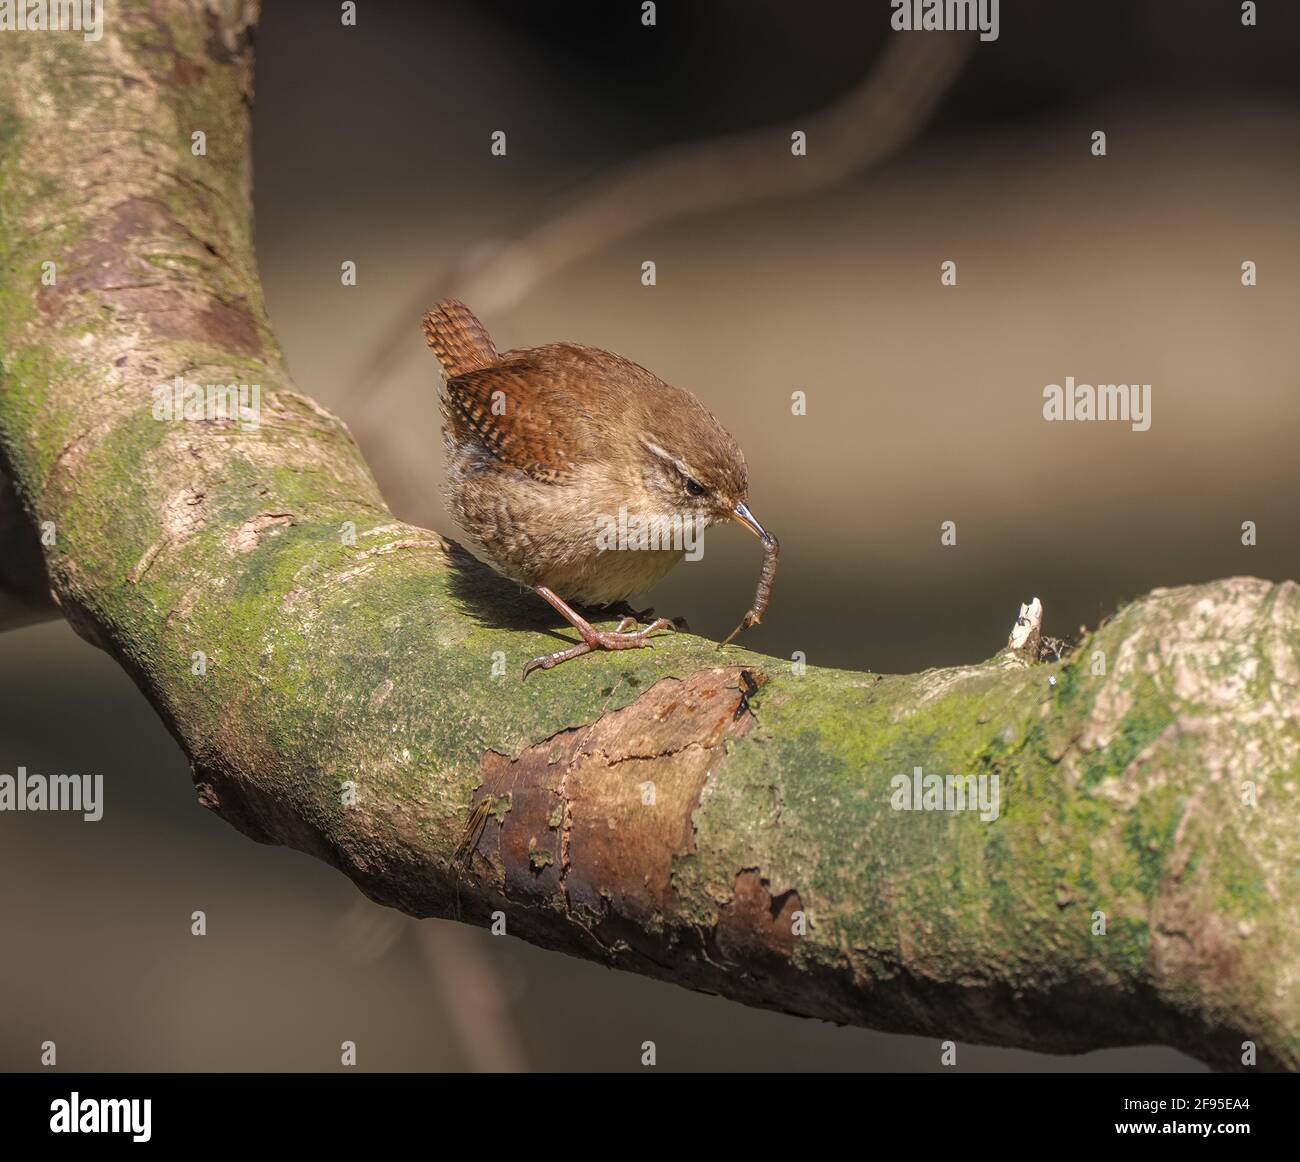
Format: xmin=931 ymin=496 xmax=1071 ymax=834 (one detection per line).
xmin=1 ymin=2 xmax=1295 ymax=1071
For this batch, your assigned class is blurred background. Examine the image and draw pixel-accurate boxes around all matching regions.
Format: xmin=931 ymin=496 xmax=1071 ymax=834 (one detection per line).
xmin=3 ymin=0 xmax=1299 ymax=1070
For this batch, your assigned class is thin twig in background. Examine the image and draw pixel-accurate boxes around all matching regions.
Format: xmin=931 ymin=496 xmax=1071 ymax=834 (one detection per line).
xmin=417 ymin=923 xmax=527 ymax=1073
xmin=334 ymin=899 xmax=527 ymax=1071
xmin=345 ymin=33 xmax=974 ymax=453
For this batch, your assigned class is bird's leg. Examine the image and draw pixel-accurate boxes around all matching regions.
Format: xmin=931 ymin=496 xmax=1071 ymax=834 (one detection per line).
xmin=525 ymin=586 xmax=672 ymax=679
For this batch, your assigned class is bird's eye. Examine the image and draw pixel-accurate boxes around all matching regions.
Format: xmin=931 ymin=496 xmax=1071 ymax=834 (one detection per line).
xmin=685 ymin=477 xmax=706 ymax=497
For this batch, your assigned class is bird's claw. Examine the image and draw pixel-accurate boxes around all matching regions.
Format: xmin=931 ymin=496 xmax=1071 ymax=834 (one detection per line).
xmin=523 ymin=617 xmax=674 ymax=678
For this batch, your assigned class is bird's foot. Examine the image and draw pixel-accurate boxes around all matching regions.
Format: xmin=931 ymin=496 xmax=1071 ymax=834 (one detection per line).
xmin=611 ymin=608 xmax=691 ymax=636
xmin=524 ymin=618 xmax=673 ymax=679
xmin=604 ymin=600 xmax=658 ymax=625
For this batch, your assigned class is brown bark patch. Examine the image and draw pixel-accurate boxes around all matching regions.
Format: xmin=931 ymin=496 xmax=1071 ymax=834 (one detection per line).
xmin=191 ymin=297 xmax=262 ymax=358
xmin=713 ymin=870 xmax=804 ymax=970
xmin=37 ymin=197 xmax=262 ymax=357
xmin=471 ymin=667 xmax=764 ymax=930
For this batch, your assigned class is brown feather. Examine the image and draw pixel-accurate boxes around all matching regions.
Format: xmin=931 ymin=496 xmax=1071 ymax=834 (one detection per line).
xmin=422 ymin=298 xmax=498 ymax=377
xmin=441 ymin=355 xmax=590 ymax=482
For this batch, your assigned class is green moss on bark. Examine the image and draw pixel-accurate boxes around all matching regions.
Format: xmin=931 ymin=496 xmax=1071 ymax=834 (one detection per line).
xmin=1 ymin=1 xmax=1295 ymax=1071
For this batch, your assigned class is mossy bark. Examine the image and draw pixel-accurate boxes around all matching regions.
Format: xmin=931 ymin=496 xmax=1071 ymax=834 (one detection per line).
xmin=1 ymin=1 xmax=1296 ymax=1071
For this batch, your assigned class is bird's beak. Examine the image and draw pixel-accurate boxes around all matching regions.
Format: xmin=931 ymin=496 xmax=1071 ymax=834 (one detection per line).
xmin=731 ymin=501 xmax=772 ymax=544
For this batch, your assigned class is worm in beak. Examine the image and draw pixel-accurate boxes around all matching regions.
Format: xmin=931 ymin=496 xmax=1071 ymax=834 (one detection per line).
xmin=720 ymin=502 xmax=779 ymax=649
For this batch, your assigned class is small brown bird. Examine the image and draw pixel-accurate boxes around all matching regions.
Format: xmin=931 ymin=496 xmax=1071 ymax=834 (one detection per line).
xmin=423 ymin=300 xmax=778 ymax=678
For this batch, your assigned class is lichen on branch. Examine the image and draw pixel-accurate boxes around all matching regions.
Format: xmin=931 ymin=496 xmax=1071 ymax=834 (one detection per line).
xmin=0 ymin=1 xmax=1295 ymax=1071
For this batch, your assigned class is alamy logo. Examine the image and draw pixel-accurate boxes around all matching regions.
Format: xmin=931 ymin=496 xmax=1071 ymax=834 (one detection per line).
xmin=152 ymin=376 xmax=262 ymax=431
xmin=890 ymin=0 xmax=999 ymax=42
xmin=890 ymin=765 xmax=1001 ymax=822
xmin=1043 ymin=377 xmax=1152 ymax=432
xmin=50 ymin=1093 xmax=151 ymax=1142
xmin=0 ymin=766 xmax=102 ymax=821
xmin=0 ymin=0 xmax=103 ymax=42
xmin=594 ymin=508 xmax=705 ymax=561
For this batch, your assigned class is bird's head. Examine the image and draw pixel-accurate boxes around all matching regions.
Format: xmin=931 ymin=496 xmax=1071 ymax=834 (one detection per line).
xmin=635 ymin=411 xmax=771 ymax=546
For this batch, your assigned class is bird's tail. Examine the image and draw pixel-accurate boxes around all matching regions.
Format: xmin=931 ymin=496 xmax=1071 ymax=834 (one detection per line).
xmin=422 ymin=299 xmax=499 ymax=378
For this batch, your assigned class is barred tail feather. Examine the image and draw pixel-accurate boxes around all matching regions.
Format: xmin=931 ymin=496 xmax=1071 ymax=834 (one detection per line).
xmin=422 ymin=298 xmax=498 ymax=377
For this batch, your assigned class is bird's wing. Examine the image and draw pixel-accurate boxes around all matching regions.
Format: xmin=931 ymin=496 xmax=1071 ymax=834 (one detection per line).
xmin=442 ymin=351 xmax=600 ymax=483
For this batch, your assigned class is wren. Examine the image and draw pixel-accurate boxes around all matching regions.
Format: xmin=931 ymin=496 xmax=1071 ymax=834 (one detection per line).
xmin=422 ymin=299 xmax=778 ymax=678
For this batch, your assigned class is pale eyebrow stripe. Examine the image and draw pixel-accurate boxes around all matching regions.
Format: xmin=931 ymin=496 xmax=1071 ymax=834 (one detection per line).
xmin=640 ymin=436 xmax=697 ymax=481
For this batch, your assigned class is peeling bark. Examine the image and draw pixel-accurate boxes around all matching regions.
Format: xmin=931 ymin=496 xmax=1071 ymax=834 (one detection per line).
xmin=1 ymin=2 xmax=1296 ymax=1071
